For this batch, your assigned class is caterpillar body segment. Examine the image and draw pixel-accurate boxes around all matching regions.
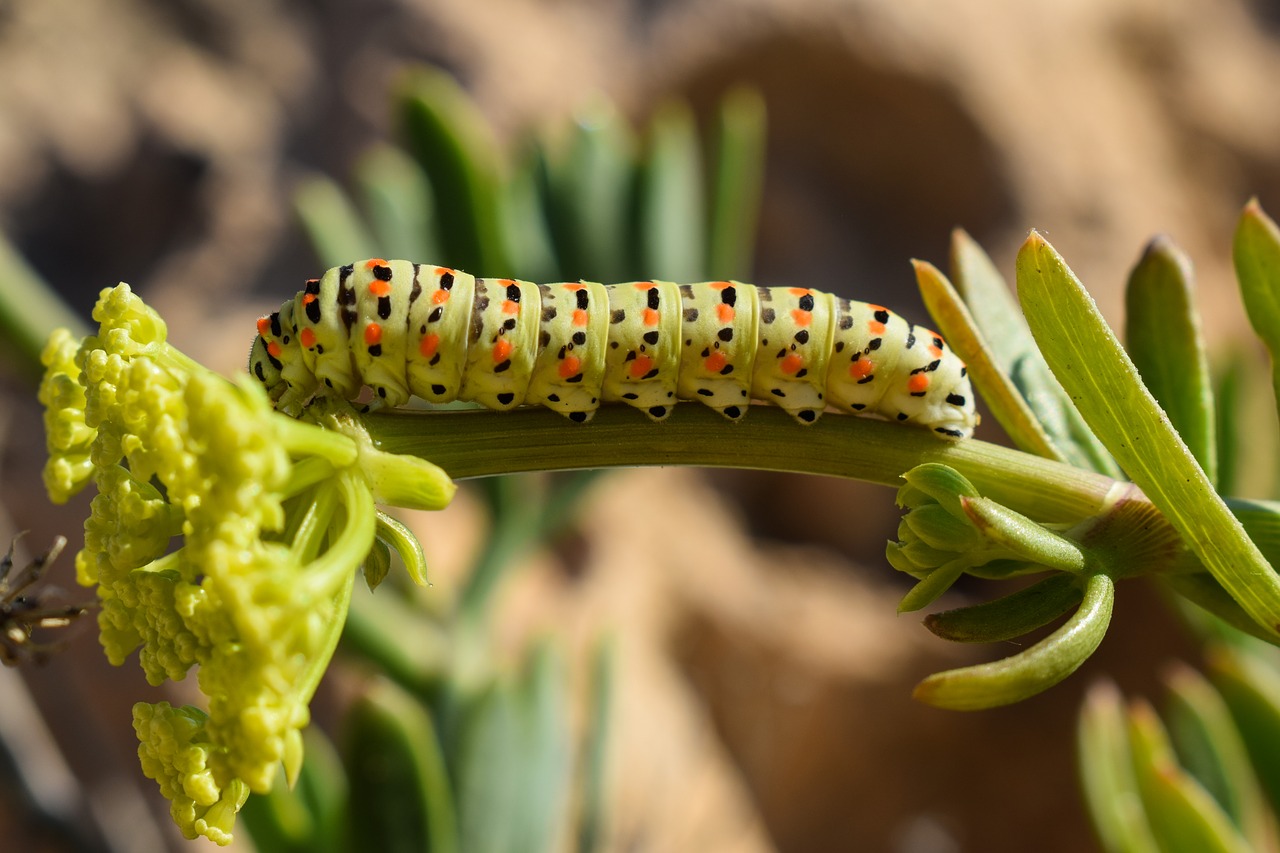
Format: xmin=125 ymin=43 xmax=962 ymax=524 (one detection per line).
xmin=249 ymin=259 xmax=979 ymax=438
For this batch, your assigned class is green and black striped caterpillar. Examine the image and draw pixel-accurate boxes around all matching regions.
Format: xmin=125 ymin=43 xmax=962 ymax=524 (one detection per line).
xmin=250 ymin=259 xmax=979 ymax=438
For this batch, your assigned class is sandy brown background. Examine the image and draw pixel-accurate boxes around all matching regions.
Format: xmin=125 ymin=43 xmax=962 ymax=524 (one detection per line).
xmin=1 ymin=0 xmax=1278 ymax=850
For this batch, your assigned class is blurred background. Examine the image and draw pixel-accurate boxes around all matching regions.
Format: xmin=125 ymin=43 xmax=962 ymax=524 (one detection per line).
xmin=2 ymin=0 xmax=1280 ymax=850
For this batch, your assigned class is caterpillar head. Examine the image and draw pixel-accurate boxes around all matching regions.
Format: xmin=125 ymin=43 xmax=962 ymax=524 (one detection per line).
xmin=248 ymin=324 xmax=287 ymax=403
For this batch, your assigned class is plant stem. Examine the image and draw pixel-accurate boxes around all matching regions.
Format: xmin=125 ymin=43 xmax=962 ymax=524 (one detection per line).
xmin=362 ymin=405 xmax=1120 ymax=522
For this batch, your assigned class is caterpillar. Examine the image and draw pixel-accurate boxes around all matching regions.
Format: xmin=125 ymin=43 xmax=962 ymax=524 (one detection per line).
xmin=249 ymin=259 xmax=979 ymax=438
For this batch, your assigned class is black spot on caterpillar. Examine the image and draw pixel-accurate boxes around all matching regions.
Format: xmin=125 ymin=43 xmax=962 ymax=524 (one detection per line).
xmin=249 ymin=259 xmax=978 ymax=437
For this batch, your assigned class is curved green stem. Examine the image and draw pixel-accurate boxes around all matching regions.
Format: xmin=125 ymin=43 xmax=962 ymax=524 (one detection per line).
xmin=362 ymin=405 xmax=1119 ymax=523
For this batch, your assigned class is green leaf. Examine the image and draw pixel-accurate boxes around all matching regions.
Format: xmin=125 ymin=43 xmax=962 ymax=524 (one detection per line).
xmin=1124 ymin=236 xmax=1217 ymax=485
xmin=1214 ymin=355 xmax=1245 ymax=497
xmin=1077 ymin=682 xmax=1161 ymax=853
xmin=397 ymin=66 xmax=508 ymax=274
xmin=354 ymin=144 xmax=440 ymax=262
xmin=1208 ymin=643 xmax=1280 ymax=816
xmin=0 ymin=229 xmax=88 ymax=383
xmin=362 ymin=535 xmax=391 ymax=591
xmin=343 ymin=679 xmax=459 ymax=853
xmin=1164 ymin=663 xmax=1277 ymax=849
xmin=294 ymin=175 xmax=379 ymax=268
xmin=1127 ymin=700 xmax=1252 ymax=853
xmin=898 ymin=558 xmax=970 ymax=613
xmin=949 ymin=229 xmax=1121 ymax=476
xmin=539 ymin=99 xmax=637 ymax=282
xmin=501 ymin=141 xmax=561 ymax=283
xmin=456 ymin=646 xmax=573 ymax=853
xmin=924 ymin=573 xmax=1083 ymax=643
xmin=638 ymin=100 xmax=705 ymax=282
xmin=914 ymin=259 xmax=1064 ymax=459
xmin=577 ymin=638 xmax=616 ymax=853
xmin=960 ymin=496 xmax=1086 ymax=572
xmin=374 ymin=509 xmax=430 ymax=586
xmin=706 ymin=87 xmax=765 ymax=280
xmin=1233 ymin=199 xmax=1280 ymax=427
xmin=914 ymin=572 xmax=1113 ymax=709
xmin=1017 ymin=232 xmax=1280 ymax=640
xmin=240 ymin=727 xmax=348 ymax=853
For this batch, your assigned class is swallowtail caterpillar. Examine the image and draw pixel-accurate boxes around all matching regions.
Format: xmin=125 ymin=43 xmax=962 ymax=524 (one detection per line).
xmin=250 ymin=259 xmax=979 ymax=438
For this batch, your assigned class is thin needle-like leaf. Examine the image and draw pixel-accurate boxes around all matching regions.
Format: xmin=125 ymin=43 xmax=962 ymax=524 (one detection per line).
xmin=638 ymin=100 xmax=705 ymax=282
xmin=1078 ymin=682 xmax=1161 ymax=853
xmin=706 ymin=88 xmax=765 ymax=280
xmin=1234 ymin=200 xmax=1280 ymax=429
xmin=914 ymin=572 xmax=1114 ymax=710
xmin=914 ymin=259 xmax=1064 ymax=459
xmin=293 ymin=176 xmax=378 ymax=269
xmin=950 ymin=230 xmax=1121 ymax=477
xmin=1017 ymin=232 xmax=1280 ymax=640
xmin=1124 ymin=236 xmax=1217 ymax=485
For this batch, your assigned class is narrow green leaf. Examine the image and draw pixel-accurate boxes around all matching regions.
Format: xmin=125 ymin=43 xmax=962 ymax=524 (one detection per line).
xmin=914 ymin=259 xmax=1065 ymax=459
xmin=343 ymin=679 xmax=459 ymax=853
xmin=1017 ymin=232 xmax=1280 ymax=640
xmin=396 ymin=66 xmax=508 ymax=274
xmin=1208 ymin=643 xmax=1280 ymax=816
xmin=1213 ymin=356 xmax=1248 ymax=498
xmin=898 ymin=558 xmax=970 ymax=613
xmin=362 ymin=535 xmax=391 ymax=591
xmin=914 ymin=572 xmax=1113 ymax=709
xmin=294 ymin=175 xmax=379 ymax=268
xmin=1163 ymin=573 xmax=1280 ymax=647
xmin=1234 ymin=199 xmax=1280 ymax=427
xmin=457 ymin=653 xmax=572 ymax=853
xmin=949 ymin=229 xmax=1121 ymax=476
xmin=240 ymin=728 xmax=348 ymax=853
xmin=354 ymin=144 xmax=440 ymax=262
xmin=1124 ymin=236 xmax=1217 ymax=484
xmin=924 ymin=573 xmax=1083 ymax=643
xmin=540 ymin=99 xmax=636 ymax=282
xmin=1077 ymin=682 xmax=1161 ymax=853
xmin=638 ymin=100 xmax=705 ymax=282
xmin=577 ymin=638 xmax=616 ymax=853
xmin=1164 ymin=663 xmax=1277 ymax=849
xmin=1127 ymin=700 xmax=1252 ymax=853
xmin=501 ymin=142 xmax=561 ymax=284
xmin=374 ymin=509 xmax=429 ymax=586
xmin=899 ymin=462 xmax=979 ymax=516
xmin=0 ymin=230 xmax=88 ymax=383
xmin=706 ymin=87 xmax=765 ymax=280
xmin=510 ymin=644 xmax=573 ymax=851
xmin=960 ymin=496 xmax=1086 ymax=572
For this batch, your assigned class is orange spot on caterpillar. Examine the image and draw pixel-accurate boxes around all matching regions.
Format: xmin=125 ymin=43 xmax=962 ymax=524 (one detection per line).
xmin=493 ymin=339 xmax=513 ymax=362
xmin=868 ymin=320 xmax=886 ymax=335
xmin=256 ymin=316 xmax=271 ymax=337
xmin=908 ymin=374 xmax=931 ymax=394
xmin=420 ymin=333 xmax=440 ymax=359
xmin=716 ymin=304 xmax=735 ymax=323
xmin=267 ymin=341 xmax=282 ymax=358
xmin=849 ymin=358 xmax=873 ymax=379
xmin=300 ymin=328 xmax=316 ymax=349
xmin=564 ymin=283 xmax=585 ymax=291
xmin=559 ymin=355 xmax=582 ymax=378
xmin=781 ymin=353 xmax=804 ymax=374
xmin=791 ymin=309 xmax=812 ymax=327
xmin=434 ymin=266 xmax=453 ymax=277
xmin=302 ymin=293 xmax=317 ymax=305
xmin=432 ymin=289 xmax=450 ymax=304
xmin=369 ymin=279 xmax=392 ymax=297
xmin=572 ymin=309 xmax=589 ymax=326
xmin=364 ymin=323 xmax=382 ymax=346
xmin=642 ymin=308 xmax=660 ymax=326
xmin=704 ymin=351 xmax=728 ymax=373
xmin=634 ymin=281 xmax=654 ymax=290
xmin=502 ymin=300 xmax=519 ymax=315
xmin=710 ymin=280 xmax=732 ymax=290
xmin=630 ymin=355 xmax=654 ymax=379
xmin=365 ymin=258 xmax=387 ymax=270
xmin=788 ymin=287 xmax=810 ymax=297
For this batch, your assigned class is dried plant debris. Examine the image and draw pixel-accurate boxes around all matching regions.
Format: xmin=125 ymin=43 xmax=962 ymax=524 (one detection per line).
xmin=0 ymin=536 xmax=89 ymax=665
